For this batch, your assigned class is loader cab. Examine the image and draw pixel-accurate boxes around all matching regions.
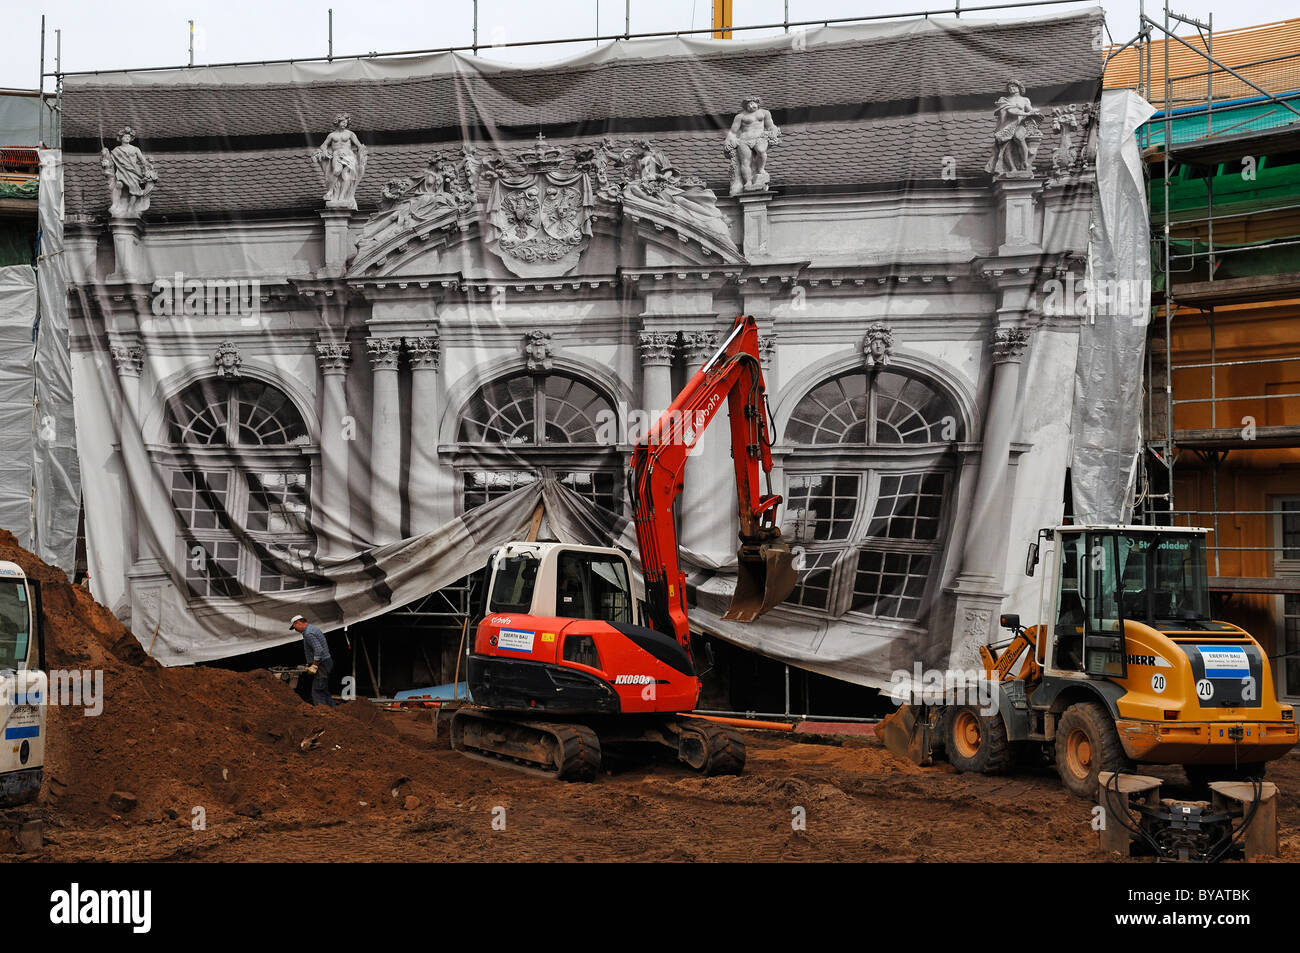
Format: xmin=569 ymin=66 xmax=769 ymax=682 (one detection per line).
xmin=1048 ymin=528 xmax=1130 ymax=679
xmin=484 ymin=542 xmax=637 ymax=624
xmin=1046 ymin=526 xmax=1215 ymax=679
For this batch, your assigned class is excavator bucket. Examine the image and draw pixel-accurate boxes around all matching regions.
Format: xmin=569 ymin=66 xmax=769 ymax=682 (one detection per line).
xmin=723 ymin=539 xmax=797 ymax=622
xmin=876 ymin=704 xmax=935 ymax=766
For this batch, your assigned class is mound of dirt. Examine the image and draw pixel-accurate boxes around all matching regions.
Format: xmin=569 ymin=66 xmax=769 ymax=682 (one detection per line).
xmin=0 ymin=531 xmax=448 ymax=835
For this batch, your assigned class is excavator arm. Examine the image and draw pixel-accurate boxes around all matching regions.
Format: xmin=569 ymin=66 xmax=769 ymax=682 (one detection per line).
xmin=630 ymin=314 xmax=796 ymax=648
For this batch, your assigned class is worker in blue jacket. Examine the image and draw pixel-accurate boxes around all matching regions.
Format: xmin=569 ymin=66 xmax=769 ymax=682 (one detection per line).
xmin=290 ymin=614 xmax=335 ymax=706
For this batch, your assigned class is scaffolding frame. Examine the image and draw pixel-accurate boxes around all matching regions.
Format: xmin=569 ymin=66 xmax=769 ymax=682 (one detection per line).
xmin=1120 ymin=3 xmax=1300 ymax=582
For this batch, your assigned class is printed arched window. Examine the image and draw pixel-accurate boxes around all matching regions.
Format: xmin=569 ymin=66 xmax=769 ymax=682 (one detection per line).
xmin=163 ymin=378 xmax=317 ymax=598
xmin=781 ymin=368 xmax=962 ymax=624
xmin=455 ymin=371 xmax=622 ymax=513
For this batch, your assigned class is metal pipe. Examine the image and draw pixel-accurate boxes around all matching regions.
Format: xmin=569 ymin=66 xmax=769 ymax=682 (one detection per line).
xmin=50 ymin=0 xmax=1086 ymax=76
xmin=1161 ymin=200 xmax=1300 ymax=227
xmin=1211 ymin=452 xmax=1220 ymax=575
xmin=1173 ymin=355 xmax=1300 ymax=370
xmin=1206 ymin=11 xmax=1212 ymax=136
xmin=1209 ymin=309 xmax=1216 ymax=428
xmin=1175 ymin=509 xmax=1300 ymax=515
xmin=38 ymin=15 xmax=45 ymax=145
xmin=692 ymin=709 xmax=881 ymax=724
xmin=1173 ymin=392 xmax=1300 ymax=404
xmin=1162 ymin=0 xmax=1174 ymax=523
xmin=189 ymin=20 xmax=195 ymax=67
xmin=1169 ymin=237 xmax=1300 ymax=260
xmin=783 ymin=663 xmax=790 ymax=716
xmin=329 ymin=8 xmax=334 ymax=61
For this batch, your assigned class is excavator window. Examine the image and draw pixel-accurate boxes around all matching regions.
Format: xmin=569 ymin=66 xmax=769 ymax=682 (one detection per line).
xmin=555 ymin=552 xmax=633 ymax=625
xmin=488 ymin=555 xmax=539 ymax=614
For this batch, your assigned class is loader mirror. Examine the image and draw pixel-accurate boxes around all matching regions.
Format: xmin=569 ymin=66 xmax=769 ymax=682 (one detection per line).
xmin=1024 ymin=542 xmax=1040 ymax=577
xmin=1000 ymin=613 xmax=1020 ymax=631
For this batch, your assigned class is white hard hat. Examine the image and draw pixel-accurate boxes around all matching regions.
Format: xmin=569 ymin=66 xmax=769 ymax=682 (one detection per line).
xmin=289 ymin=614 xmax=306 ymax=629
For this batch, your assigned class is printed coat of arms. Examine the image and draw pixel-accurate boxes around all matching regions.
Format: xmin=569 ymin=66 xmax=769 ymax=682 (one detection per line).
xmin=475 ymin=137 xmax=597 ymax=277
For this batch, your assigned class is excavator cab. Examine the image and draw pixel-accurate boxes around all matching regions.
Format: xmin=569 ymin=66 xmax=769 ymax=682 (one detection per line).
xmin=483 ymin=542 xmax=637 ymax=625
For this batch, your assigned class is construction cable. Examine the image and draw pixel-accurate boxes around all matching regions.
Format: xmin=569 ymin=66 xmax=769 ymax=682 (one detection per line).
xmin=1206 ymin=775 xmax=1263 ymax=864
xmin=1103 ymin=770 xmax=1165 ymax=857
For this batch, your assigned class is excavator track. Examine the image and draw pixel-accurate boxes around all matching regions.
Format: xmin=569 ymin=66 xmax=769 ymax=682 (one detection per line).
xmin=675 ymin=718 xmax=746 ymax=776
xmin=450 ymin=708 xmax=601 ymax=781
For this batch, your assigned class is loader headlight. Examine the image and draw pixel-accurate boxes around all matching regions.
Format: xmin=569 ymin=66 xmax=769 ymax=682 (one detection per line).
xmin=1283 ymin=708 xmax=1293 ymax=721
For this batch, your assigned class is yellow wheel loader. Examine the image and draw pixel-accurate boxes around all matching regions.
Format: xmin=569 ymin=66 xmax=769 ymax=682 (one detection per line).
xmin=879 ymin=525 xmax=1297 ymax=799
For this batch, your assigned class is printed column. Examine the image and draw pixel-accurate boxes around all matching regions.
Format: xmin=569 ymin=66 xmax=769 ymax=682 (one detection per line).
xmin=638 ymin=330 xmax=676 ymax=425
xmin=367 ymin=336 xmax=403 ymax=543
xmin=407 ymin=333 xmax=444 ymax=536
xmin=315 ymin=341 xmax=353 ymax=555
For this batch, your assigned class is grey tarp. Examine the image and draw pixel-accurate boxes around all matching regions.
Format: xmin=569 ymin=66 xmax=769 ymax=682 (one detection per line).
xmin=0 ymin=265 xmax=36 ymax=546
xmin=1070 ymin=89 xmax=1156 ymax=525
xmin=32 ymin=150 xmax=80 ymax=575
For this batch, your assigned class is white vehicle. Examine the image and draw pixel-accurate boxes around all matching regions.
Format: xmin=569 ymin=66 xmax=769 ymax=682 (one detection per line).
xmin=0 ymin=561 xmax=45 ymax=807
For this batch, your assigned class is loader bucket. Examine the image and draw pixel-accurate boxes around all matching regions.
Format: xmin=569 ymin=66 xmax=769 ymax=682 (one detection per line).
xmin=876 ymin=705 xmax=934 ymax=766
xmin=723 ymin=539 xmax=797 ymax=622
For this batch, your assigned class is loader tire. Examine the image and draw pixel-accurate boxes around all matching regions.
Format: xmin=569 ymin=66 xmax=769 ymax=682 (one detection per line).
xmin=1055 ymin=702 xmax=1129 ymax=799
xmin=943 ymin=705 xmax=1013 ymax=775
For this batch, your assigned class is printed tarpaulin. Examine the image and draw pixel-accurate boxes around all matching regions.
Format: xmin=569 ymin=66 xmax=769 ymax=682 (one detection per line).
xmin=0 ymin=265 xmax=36 ymax=547
xmin=1070 ymin=89 xmax=1156 ymax=526
xmin=33 ymin=149 xmax=81 ymax=575
xmin=59 ymin=10 xmax=1109 ymax=685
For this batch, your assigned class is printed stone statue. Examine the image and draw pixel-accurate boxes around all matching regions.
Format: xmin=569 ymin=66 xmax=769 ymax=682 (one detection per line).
xmin=355 ymin=157 xmax=473 ymax=253
xmin=408 ymin=156 xmax=471 ymax=220
xmin=312 ymin=113 xmax=368 ymax=210
xmin=985 ymin=81 xmax=1043 ymax=178
xmin=100 ymin=127 xmax=158 ymax=218
xmin=724 ymin=96 xmax=781 ymax=195
xmin=623 ymin=140 xmax=732 ymax=241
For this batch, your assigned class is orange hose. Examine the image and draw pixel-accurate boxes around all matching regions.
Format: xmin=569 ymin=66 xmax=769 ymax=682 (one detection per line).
xmin=682 ymin=713 xmax=795 ymax=731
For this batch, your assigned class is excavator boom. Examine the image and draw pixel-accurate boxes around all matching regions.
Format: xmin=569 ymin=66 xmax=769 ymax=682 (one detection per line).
xmin=630 ymin=314 xmax=795 ymax=646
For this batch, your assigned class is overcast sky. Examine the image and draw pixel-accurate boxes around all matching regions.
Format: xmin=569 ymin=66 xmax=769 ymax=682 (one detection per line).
xmin=5 ymin=0 xmax=1296 ymax=90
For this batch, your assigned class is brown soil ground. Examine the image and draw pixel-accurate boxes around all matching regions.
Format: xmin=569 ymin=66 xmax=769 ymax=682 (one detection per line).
xmin=4 ymin=528 xmax=1299 ymax=863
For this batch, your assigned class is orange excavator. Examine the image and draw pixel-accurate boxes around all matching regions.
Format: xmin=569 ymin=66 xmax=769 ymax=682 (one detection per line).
xmin=450 ymin=314 xmax=796 ymax=779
